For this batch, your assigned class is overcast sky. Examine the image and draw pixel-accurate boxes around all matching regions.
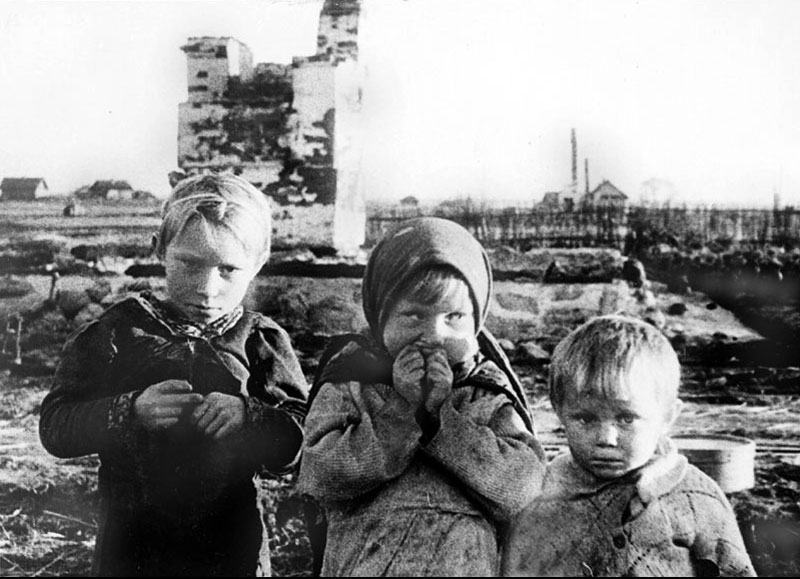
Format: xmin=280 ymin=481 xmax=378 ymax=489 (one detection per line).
xmin=1 ymin=0 xmax=798 ymax=207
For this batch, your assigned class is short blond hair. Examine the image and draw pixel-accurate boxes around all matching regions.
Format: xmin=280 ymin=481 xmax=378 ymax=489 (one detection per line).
xmin=549 ymin=314 xmax=680 ymax=411
xmin=155 ymin=174 xmax=272 ymax=264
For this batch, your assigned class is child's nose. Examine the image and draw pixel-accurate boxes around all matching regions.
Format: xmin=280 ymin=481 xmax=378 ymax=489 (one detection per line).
xmin=422 ymin=315 xmax=450 ymax=344
xmin=197 ymin=268 xmax=222 ymax=298
xmin=596 ymin=422 xmax=619 ymax=447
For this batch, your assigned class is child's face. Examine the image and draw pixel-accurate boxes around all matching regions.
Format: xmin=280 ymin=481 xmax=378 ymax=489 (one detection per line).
xmin=162 ymin=217 xmax=261 ymax=324
xmin=382 ymin=278 xmax=476 ymax=363
xmin=557 ymin=381 xmax=680 ymax=480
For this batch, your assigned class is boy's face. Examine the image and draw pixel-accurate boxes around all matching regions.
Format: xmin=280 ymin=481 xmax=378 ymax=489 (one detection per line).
xmin=382 ymin=279 xmax=477 ymax=364
xmin=162 ymin=218 xmax=261 ymax=324
xmin=557 ymin=381 xmax=680 ymax=480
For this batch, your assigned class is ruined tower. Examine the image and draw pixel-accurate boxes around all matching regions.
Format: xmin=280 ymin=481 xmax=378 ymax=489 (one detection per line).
xmin=285 ymin=0 xmax=365 ymax=255
xmin=176 ymin=1 xmax=366 ymax=256
xmin=177 ymin=37 xmax=292 ymax=190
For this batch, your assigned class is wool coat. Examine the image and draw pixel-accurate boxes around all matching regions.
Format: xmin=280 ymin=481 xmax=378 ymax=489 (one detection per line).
xmin=39 ymin=294 xmax=308 ymax=577
xmin=502 ymin=442 xmax=756 ymax=577
xmin=298 ymin=339 xmax=546 ymax=577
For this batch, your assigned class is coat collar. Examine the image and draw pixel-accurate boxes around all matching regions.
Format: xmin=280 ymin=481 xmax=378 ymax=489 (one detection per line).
xmin=543 ymin=438 xmax=689 ymax=506
xmin=132 ymin=292 xmax=243 ymax=339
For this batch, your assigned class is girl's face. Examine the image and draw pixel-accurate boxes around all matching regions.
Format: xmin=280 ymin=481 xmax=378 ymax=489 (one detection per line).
xmin=382 ymin=278 xmax=477 ymax=364
xmin=162 ymin=218 xmax=261 ymax=324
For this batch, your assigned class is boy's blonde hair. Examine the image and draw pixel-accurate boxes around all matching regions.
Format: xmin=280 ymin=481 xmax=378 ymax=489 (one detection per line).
xmin=549 ymin=314 xmax=680 ymax=411
xmin=155 ymin=174 xmax=272 ymax=264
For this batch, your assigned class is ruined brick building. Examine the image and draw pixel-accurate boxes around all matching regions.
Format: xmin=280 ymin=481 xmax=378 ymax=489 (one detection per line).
xmin=177 ymin=0 xmax=365 ymax=255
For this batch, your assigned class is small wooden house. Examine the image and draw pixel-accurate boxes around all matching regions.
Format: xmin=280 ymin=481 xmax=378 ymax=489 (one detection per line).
xmin=583 ymin=180 xmax=627 ymax=209
xmin=87 ymin=180 xmax=134 ymax=200
xmin=0 ymin=178 xmax=48 ymax=201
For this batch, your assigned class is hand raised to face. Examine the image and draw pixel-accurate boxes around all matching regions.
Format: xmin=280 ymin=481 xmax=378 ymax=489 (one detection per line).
xmin=392 ymin=344 xmax=426 ymax=409
xmin=423 ymin=348 xmax=453 ymax=416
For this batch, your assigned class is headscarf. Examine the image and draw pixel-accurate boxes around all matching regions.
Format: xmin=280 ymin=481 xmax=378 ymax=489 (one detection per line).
xmin=315 ymin=217 xmax=534 ymax=433
xmin=362 ymin=217 xmax=492 ymax=345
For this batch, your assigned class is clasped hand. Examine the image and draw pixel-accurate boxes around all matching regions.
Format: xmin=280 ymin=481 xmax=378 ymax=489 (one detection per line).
xmin=392 ymin=344 xmax=453 ymax=416
xmin=133 ymin=380 xmax=246 ymax=439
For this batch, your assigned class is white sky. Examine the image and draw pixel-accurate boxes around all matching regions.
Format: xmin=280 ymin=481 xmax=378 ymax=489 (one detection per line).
xmin=1 ymin=0 xmax=798 ymax=207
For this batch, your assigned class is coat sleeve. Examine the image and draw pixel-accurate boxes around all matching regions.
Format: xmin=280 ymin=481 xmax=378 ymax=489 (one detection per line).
xmin=688 ymin=478 xmax=757 ymax=577
xmin=39 ymin=318 xmax=141 ymax=459
xmin=241 ymin=322 xmax=309 ymax=473
xmin=421 ymin=387 xmax=546 ymax=523
xmin=298 ymin=381 xmax=423 ymax=502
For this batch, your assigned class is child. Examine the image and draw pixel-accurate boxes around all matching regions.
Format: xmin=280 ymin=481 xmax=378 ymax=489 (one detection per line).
xmin=502 ymin=315 xmax=756 ymax=577
xmin=298 ymin=217 xmax=545 ymax=576
xmin=39 ymin=174 xmax=308 ymax=577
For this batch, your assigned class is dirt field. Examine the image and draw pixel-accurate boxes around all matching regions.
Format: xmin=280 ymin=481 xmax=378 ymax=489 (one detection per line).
xmin=0 ymin=202 xmax=798 ymax=576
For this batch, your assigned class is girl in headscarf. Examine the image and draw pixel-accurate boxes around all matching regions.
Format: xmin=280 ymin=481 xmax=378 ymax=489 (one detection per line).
xmin=298 ymin=217 xmax=545 ymax=576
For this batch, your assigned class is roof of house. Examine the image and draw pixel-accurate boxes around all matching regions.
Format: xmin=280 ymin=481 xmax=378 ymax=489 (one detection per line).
xmin=1 ymin=177 xmax=47 ymax=189
xmin=540 ymin=191 xmax=561 ymax=205
xmin=1 ymin=178 xmax=48 ymax=195
xmin=589 ymin=180 xmax=627 ymax=199
xmin=89 ymin=180 xmax=133 ymax=192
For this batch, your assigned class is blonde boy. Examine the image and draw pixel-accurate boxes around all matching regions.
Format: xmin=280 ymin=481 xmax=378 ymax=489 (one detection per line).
xmin=40 ymin=174 xmax=308 ymax=577
xmin=502 ymin=315 xmax=756 ymax=577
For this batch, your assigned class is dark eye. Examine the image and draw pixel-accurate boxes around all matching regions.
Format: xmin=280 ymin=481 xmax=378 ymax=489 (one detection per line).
xmin=219 ymin=265 xmax=239 ymax=275
xmin=447 ymin=312 xmax=466 ymax=322
xmin=573 ymin=413 xmax=595 ymax=425
xmin=618 ymin=414 xmax=637 ymax=425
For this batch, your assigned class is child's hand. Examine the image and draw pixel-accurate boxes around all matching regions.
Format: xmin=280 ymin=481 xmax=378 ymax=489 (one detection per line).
xmin=424 ymin=348 xmax=453 ymax=416
xmin=134 ymin=380 xmax=204 ymax=431
xmin=190 ymin=392 xmax=246 ymax=439
xmin=392 ymin=345 xmax=425 ymax=408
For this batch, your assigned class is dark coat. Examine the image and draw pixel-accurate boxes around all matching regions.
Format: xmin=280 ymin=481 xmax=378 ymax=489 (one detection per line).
xmin=39 ymin=295 xmax=308 ymax=577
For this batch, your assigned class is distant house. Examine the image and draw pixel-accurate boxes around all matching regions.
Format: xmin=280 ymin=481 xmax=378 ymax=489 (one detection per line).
xmin=0 ymin=178 xmax=48 ymax=201
xmin=85 ymin=180 xmax=135 ymax=200
xmin=539 ymin=191 xmax=562 ymax=209
xmin=539 ymin=190 xmax=579 ymax=211
xmin=400 ymin=195 xmax=419 ymax=208
xmin=583 ymin=180 xmax=627 ymax=208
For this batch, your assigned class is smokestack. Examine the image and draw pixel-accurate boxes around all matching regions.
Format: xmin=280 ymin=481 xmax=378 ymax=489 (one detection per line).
xmin=571 ymin=128 xmax=577 ymax=186
xmin=585 ymin=158 xmax=589 ymax=194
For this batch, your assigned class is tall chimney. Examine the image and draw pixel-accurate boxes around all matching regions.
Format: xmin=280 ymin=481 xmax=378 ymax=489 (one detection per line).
xmin=585 ymin=158 xmax=589 ymax=194
xmin=571 ymin=128 xmax=577 ymax=186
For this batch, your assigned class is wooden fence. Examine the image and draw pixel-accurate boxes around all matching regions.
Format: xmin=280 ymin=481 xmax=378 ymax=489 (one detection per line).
xmin=366 ymin=205 xmax=800 ymax=250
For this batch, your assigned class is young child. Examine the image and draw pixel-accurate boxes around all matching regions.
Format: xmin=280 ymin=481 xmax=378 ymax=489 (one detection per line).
xmin=298 ymin=217 xmax=545 ymax=576
xmin=502 ymin=315 xmax=756 ymax=577
xmin=39 ymin=174 xmax=308 ymax=577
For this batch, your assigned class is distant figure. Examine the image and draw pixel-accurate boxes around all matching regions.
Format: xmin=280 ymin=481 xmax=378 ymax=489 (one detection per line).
xmin=544 ymin=259 xmax=567 ymax=283
xmin=63 ymin=198 xmax=85 ymax=217
xmin=502 ymin=315 xmax=756 ymax=577
xmin=622 ymin=257 xmax=648 ymax=289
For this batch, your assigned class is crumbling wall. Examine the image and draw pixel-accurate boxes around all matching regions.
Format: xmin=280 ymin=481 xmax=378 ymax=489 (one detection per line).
xmin=182 ymin=38 xmax=253 ymax=102
xmin=176 ymin=1 xmax=366 ymax=255
xmin=317 ymin=0 xmax=360 ymax=63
